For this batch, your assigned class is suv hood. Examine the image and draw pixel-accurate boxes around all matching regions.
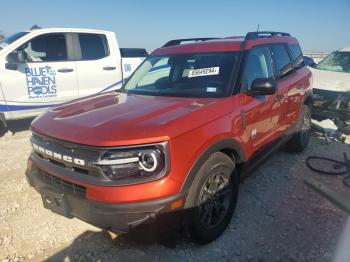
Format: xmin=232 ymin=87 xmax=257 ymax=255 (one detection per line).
xmin=310 ymin=67 xmax=350 ymax=92
xmin=31 ymin=92 xmax=233 ymax=146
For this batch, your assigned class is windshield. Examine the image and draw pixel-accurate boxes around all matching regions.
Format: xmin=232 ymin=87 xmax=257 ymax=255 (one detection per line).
xmin=123 ymin=52 xmax=239 ymax=98
xmin=0 ymin=32 xmax=28 ymax=50
xmin=315 ymin=51 xmax=350 ymax=73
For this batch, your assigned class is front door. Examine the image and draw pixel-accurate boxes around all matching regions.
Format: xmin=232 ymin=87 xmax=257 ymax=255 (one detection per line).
xmin=239 ymin=46 xmax=287 ymax=153
xmin=1 ymin=33 xmax=78 ymax=119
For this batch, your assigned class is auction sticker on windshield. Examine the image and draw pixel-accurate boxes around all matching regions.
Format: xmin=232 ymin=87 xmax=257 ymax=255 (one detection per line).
xmin=188 ymin=67 xmax=220 ymax=78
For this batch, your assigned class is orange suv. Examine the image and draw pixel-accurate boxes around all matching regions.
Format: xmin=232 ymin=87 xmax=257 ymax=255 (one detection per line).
xmin=26 ymin=31 xmax=312 ymax=244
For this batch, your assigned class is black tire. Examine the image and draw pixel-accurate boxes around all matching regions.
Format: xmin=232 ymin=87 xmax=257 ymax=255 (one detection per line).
xmin=186 ymin=152 xmax=239 ymax=244
xmin=286 ymin=105 xmax=311 ymax=152
xmin=0 ymin=121 xmax=7 ymax=137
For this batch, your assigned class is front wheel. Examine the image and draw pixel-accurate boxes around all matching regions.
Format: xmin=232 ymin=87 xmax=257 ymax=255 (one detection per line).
xmin=186 ymin=152 xmax=239 ymax=244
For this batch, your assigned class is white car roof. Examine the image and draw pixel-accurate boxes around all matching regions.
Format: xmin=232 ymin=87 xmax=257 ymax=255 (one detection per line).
xmin=26 ymin=28 xmax=114 ymax=34
xmin=339 ymin=46 xmax=350 ymax=52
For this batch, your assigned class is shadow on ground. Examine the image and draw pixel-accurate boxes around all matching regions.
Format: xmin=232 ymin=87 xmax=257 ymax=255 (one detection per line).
xmin=44 ymin=229 xmax=185 ymax=262
xmin=0 ymin=118 xmax=34 ymax=137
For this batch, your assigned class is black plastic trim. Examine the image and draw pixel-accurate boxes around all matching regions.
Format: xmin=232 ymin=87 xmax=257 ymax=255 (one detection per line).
xmin=180 ymin=138 xmax=245 ymax=193
xmin=30 ymin=132 xmax=170 ymax=186
xmin=245 ymin=31 xmax=291 ymax=40
xmin=162 ymin=38 xmax=219 ymax=47
xmin=120 ymin=48 xmax=148 ymax=58
xmin=26 ymin=167 xmax=184 ymax=233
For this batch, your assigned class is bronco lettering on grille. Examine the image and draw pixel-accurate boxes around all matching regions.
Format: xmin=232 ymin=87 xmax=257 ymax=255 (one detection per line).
xmin=32 ymin=143 xmax=86 ymax=166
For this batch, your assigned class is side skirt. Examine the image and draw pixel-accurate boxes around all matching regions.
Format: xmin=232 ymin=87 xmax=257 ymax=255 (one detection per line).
xmin=238 ymin=135 xmax=292 ymax=181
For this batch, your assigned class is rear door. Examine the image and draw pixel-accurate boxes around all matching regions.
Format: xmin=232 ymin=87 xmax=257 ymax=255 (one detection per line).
xmin=1 ymin=33 xmax=78 ymax=119
xmin=287 ymin=44 xmax=307 ymax=124
xmin=271 ymin=44 xmax=301 ymax=129
xmin=73 ymin=32 xmax=122 ymax=97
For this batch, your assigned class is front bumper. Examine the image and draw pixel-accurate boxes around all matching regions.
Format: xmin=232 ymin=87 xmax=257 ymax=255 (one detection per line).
xmin=313 ymin=88 xmax=350 ymax=121
xmin=26 ymin=166 xmax=184 ymax=233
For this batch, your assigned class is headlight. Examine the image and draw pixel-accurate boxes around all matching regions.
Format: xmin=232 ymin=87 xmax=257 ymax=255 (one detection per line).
xmin=95 ymin=142 xmax=169 ymax=182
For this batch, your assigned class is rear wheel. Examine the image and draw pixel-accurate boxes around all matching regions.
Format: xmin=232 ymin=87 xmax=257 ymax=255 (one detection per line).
xmin=186 ymin=152 xmax=239 ymax=244
xmin=286 ymin=105 xmax=311 ymax=152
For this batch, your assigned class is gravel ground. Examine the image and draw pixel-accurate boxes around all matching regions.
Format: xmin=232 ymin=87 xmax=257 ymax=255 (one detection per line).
xmin=0 ymin=120 xmax=349 ymax=262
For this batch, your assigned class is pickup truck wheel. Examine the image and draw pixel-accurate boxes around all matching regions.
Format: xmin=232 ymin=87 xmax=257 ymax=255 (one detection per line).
xmin=286 ymin=105 xmax=311 ymax=152
xmin=187 ymin=152 xmax=239 ymax=244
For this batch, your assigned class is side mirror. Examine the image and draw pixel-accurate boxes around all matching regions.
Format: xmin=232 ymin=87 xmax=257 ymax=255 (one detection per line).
xmin=303 ymin=56 xmax=316 ymax=68
xmin=245 ymin=78 xmax=277 ymax=96
xmin=5 ymin=51 xmax=25 ymax=70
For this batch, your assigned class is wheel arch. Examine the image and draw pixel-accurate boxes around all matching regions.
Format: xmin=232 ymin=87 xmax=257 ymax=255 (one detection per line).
xmin=180 ymin=138 xmax=246 ymax=195
xmin=303 ymin=91 xmax=313 ymax=107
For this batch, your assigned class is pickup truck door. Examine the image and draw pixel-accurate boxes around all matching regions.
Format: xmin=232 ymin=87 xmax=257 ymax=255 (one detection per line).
xmin=120 ymin=48 xmax=148 ymax=80
xmin=0 ymin=33 xmax=78 ymax=119
xmin=73 ymin=32 xmax=123 ymax=97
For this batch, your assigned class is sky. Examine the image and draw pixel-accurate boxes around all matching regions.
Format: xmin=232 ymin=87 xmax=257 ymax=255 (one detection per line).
xmin=1 ymin=0 xmax=349 ymax=53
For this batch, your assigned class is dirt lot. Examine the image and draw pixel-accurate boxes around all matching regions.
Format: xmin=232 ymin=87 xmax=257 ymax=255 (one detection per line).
xmin=0 ymin=120 xmax=349 ymax=262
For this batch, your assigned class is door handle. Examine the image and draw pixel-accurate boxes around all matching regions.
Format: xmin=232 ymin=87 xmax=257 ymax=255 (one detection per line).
xmin=274 ymin=94 xmax=284 ymax=102
xmin=58 ymin=68 xmax=74 ymax=73
xmin=103 ymin=66 xmax=116 ymax=71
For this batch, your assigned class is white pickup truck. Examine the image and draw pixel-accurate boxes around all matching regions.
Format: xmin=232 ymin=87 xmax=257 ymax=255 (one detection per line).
xmin=0 ymin=28 xmax=148 ymax=127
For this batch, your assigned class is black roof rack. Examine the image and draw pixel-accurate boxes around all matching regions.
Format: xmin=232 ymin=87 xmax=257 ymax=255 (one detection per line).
xmin=245 ymin=31 xmax=291 ymax=40
xmin=162 ymin=38 xmax=219 ymax=47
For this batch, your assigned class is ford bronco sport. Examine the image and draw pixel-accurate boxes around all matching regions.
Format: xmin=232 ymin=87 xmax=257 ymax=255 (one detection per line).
xmin=26 ymin=31 xmax=312 ymax=244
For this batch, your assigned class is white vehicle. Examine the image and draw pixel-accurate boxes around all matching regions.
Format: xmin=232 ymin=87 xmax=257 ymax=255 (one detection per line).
xmin=0 ymin=28 xmax=147 ymax=127
xmin=309 ymin=46 xmax=350 ymax=122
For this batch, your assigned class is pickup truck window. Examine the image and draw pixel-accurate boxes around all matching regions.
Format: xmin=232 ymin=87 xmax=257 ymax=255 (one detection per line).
xmin=0 ymin=32 xmax=28 ymax=50
xmin=17 ymin=34 xmax=68 ymax=62
xmin=243 ymin=46 xmax=274 ymax=90
xmin=123 ymin=52 xmax=238 ymax=98
xmin=271 ymin=45 xmax=293 ymax=78
xmin=78 ymin=33 xmax=108 ymax=60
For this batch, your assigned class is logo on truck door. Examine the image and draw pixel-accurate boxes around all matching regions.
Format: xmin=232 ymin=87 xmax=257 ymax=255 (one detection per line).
xmin=25 ymin=66 xmax=57 ymax=99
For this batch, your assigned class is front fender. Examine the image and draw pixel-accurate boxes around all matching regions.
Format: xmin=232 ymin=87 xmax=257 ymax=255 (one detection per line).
xmin=180 ymin=138 xmax=245 ymax=194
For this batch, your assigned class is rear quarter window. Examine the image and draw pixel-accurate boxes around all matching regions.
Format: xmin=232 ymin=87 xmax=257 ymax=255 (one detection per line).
xmin=289 ymin=44 xmax=304 ymax=69
xmin=270 ymin=45 xmax=293 ymax=78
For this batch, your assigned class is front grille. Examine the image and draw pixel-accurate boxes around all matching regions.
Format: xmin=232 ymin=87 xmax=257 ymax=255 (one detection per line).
xmin=37 ymin=169 xmax=87 ymax=195
xmin=31 ymin=133 xmax=102 ymax=178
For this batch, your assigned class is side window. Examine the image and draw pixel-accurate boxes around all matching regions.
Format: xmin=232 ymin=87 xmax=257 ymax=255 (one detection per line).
xmin=18 ymin=34 xmax=67 ymax=62
xmin=270 ymin=45 xmax=293 ymax=78
xmin=78 ymin=34 xmax=108 ymax=60
xmin=243 ymin=46 xmax=274 ymax=90
xmin=289 ymin=44 xmax=304 ymax=69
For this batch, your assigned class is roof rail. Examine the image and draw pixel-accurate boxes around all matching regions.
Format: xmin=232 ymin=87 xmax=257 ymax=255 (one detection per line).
xmin=162 ymin=38 xmax=219 ymax=47
xmin=245 ymin=31 xmax=291 ymax=40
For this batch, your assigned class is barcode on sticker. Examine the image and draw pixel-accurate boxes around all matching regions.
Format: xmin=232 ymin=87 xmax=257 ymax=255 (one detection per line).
xmin=188 ymin=67 xmax=220 ymax=78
